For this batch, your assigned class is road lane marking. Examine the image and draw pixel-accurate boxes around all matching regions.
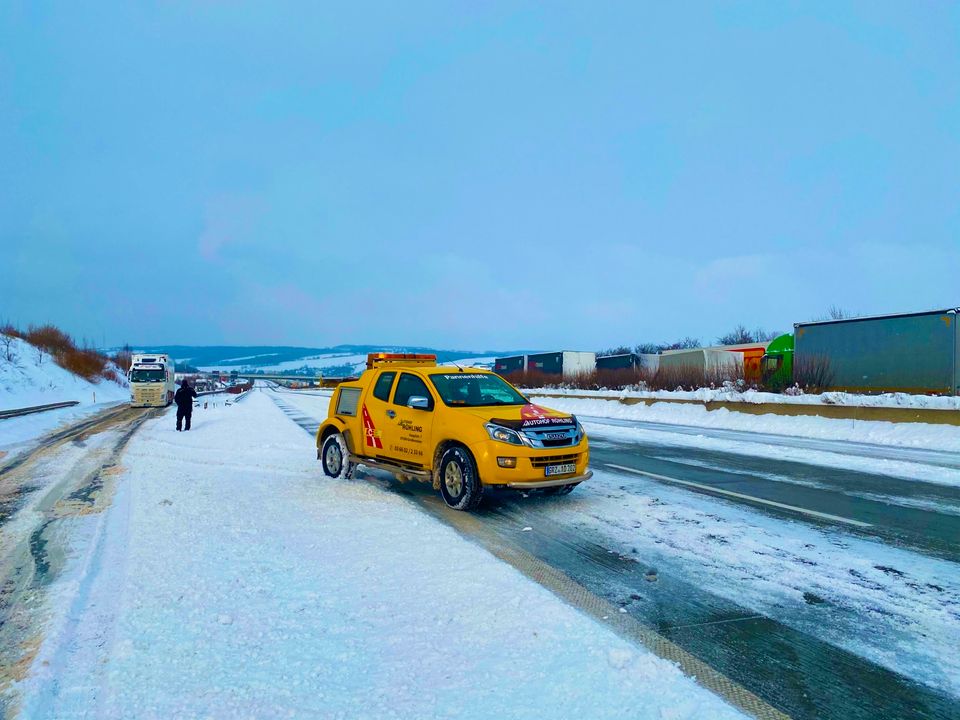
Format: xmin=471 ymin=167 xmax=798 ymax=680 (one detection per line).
xmin=604 ymin=463 xmax=873 ymax=528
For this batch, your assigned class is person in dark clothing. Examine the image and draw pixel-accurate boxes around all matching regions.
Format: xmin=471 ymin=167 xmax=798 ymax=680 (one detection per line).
xmin=174 ymin=379 xmax=199 ymax=431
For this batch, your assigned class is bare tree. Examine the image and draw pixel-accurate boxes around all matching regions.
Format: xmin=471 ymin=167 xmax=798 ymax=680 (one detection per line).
xmin=717 ymin=324 xmax=754 ymax=345
xmin=793 ymin=355 xmax=834 ymax=391
xmin=814 ymin=305 xmax=853 ymax=321
xmin=0 ymin=332 xmax=14 ymax=362
xmin=596 ymin=346 xmax=633 ymax=357
xmin=661 ymin=337 xmax=701 ymax=351
xmin=717 ymin=325 xmax=781 ymax=345
xmin=35 ymin=344 xmax=45 ymax=366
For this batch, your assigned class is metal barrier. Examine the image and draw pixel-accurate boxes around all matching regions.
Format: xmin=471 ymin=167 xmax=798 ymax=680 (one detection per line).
xmin=0 ymin=401 xmax=80 ymax=420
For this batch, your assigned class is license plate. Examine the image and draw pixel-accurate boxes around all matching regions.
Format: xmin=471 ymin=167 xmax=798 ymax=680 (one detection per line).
xmin=544 ymin=463 xmax=576 ymax=477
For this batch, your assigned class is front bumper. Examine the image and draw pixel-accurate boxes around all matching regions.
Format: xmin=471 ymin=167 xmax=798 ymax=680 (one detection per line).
xmin=470 ymin=438 xmax=591 ymax=487
xmin=501 ymin=471 xmax=593 ymax=489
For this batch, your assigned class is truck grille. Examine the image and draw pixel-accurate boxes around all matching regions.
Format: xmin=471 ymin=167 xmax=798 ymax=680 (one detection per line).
xmin=530 ymin=453 xmax=580 ymax=469
xmin=521 ymin=425 xmax=580 ymax=448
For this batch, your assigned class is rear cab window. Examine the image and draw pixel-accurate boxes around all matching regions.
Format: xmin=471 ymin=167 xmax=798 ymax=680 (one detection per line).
xmin=373 ymin=371 xmax=396 ymax=401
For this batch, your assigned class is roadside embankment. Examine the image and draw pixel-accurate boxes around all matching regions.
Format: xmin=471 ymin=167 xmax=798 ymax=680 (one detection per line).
xmin=527 ymin=390 xmax=960 ymax=426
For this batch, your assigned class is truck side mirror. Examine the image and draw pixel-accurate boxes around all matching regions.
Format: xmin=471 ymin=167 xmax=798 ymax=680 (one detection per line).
xmin=407 ymin=396 xmax=430 ymax=410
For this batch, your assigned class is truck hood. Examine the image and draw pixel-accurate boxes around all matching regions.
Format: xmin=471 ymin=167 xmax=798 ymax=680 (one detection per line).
xmin=463 ymin=403 xmax=576 ymax=429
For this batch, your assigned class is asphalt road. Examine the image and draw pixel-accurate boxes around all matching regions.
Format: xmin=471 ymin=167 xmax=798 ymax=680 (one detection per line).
xmin=576 ymin=413 xmax=960 ymax=471
xmin=267 ymin=388 xmax=960 ymax=720
xmin=588 ymin=433 xmax=960 ymax=562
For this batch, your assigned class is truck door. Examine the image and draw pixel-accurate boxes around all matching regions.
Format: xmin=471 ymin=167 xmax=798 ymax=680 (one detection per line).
xmin=384 ymin=372 xmax=435 ymax=467
xmin=359 ymin=370 xmax=397 ymax=456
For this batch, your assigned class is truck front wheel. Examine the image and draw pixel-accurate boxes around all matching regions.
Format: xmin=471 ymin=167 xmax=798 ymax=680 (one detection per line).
xmin=438 ymin=446 xmax=483 ymax=511
xmin=321 ymin=432 xmax=352 ymax=479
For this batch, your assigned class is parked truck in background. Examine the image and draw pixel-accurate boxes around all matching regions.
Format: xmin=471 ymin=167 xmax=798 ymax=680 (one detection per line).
xmin=129 ymin=353 xmax=176 ymax=407
xmin=525 ymin=351 xmax=596 ymax=378
xmin=762 ymin=309 xmax=959 ymax=395
xmin=760 ymin=334 xmax=794 ymax=390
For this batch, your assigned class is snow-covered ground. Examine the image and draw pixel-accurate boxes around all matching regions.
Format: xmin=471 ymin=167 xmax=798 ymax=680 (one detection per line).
xmin=0 ymin=335 xmax=128 ymax=460
xmin=526 ymin=386 xmax=960 ymax=410
xmin=529 ymin=395 xmax=960 ymax=453
xmin=11 ymin=392 xmax=746 ymax=719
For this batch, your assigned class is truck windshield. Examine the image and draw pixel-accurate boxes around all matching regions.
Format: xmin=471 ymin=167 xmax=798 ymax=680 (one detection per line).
xmin=130 ymin=369 xmax=165 ymax=382
xmin=429 ymin=373 xmax=527 ymax=407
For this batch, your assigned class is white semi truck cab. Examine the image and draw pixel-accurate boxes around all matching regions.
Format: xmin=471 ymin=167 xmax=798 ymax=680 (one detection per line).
xmin=129 ymin=353 xmax=175 ymax=407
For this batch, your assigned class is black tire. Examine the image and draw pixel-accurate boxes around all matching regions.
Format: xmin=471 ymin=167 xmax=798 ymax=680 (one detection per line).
xmin=544 ymin=482 xmax=579 ymax=496
xmin=438 ymin=446 xmax=483 ymax=511
xmin=320 ymin=432 xmax=348 ymax=479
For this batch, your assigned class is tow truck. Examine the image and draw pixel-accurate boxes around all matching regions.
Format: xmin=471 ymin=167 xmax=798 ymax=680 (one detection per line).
xmin=316 ymin=353 xmax=592 ymax=510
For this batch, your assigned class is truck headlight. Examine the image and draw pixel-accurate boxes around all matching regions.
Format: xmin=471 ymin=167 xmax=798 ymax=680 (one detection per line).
xmin=485 ymin=423 xmax=524 ymax=446
xmin=574 ymin=417 xmax=584 ymax=443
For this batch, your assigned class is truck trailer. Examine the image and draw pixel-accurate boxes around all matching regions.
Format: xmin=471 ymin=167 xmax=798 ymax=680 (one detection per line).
xmin=793 ymin=308 xmax=960 ymax=395
xmin=494 ymin=355 xmax=527 ymax=375
xmin=658 ymin=347 xmax=742 ymax=378
xmin=526 ymin=351 xmax=596 ymax=379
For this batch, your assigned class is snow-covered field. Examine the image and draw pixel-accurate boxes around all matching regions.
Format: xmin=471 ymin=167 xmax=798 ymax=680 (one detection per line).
xmin=12 ymin=392 xmax=746 ymax=719
xmin=0 ymin=335 xmax=128 ymax=459
xmin=529 ymin=394 xmax=960 ymax=454
xmin=199 ymin=353 xmax=499 ymax=374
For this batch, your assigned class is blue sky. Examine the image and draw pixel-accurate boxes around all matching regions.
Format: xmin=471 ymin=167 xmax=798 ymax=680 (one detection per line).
xmin=2 ymin=2 xmax=958 ymax=350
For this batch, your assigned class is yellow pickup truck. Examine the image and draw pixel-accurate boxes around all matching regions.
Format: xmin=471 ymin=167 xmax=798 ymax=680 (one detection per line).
xmin=316 ymin=353 xmax=592 ymax=510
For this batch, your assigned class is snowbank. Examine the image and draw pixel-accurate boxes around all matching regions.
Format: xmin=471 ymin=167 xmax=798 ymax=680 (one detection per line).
xmin=0 ymin=335 xmax=129 ymax=457
xmin=0 ymin=335 xmax=128 ymax=411
xmin=525 ymin=386 xmax=960 ymax=410
xmin=530 ymin=395 xmax=960 ymax=453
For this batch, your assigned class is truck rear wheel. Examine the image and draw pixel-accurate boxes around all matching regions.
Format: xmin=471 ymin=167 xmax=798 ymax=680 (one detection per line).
xmin=438 ymin=446 xmax=483 ymax=511
xmin=321 ymin=432 xmax=351 ymax=479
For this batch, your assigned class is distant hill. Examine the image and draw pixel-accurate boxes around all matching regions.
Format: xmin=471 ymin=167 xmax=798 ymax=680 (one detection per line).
xmin=120 ymin=345 xmax=533 ymax=376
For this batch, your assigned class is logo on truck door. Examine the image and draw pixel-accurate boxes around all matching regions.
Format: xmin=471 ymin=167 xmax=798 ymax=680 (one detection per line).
xmin=361 ymin=404 xmax=383 ymax=449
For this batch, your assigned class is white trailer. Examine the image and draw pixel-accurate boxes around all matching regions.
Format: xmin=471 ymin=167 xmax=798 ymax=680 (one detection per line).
xmin=658 ymin=348 xmax=742 ymax=377
xmin=129 ymin=353 xmax=176 ymax=407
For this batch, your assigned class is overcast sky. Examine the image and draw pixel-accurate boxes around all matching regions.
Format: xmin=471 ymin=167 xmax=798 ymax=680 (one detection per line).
xmin=2 ymin=2 xmax=958 ymax=351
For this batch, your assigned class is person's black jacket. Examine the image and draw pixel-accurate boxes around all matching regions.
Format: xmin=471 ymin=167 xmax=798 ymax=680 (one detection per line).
xmin=174 ymin=385 xmax=198 ymax=409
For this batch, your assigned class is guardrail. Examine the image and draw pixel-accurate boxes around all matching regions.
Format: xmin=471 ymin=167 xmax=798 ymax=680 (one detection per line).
xmin=0 ymin=401 xmax=81 ymax=420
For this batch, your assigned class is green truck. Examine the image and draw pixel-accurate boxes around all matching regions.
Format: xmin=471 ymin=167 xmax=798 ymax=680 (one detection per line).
xmin=761 ymin=308 xmax=960 ymax=395
xmin=760 ymin=333 xmax=794 ymax=390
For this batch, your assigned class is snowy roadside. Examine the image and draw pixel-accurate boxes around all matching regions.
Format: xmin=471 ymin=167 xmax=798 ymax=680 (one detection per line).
xmin=0 ymin=335 xmax=129 ymax=462
xmin=530 ymin=395 xmax=960 ymax=453
xmin=13 ymin=392 xmax=746 ymax=719
xmin=0 ymin=401 xmax=127 ymax=462
xmin=524 ymin=386 xmax=960 ymax=410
